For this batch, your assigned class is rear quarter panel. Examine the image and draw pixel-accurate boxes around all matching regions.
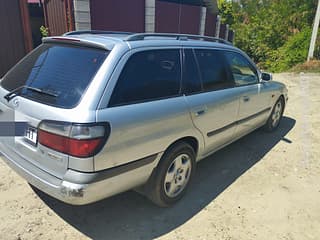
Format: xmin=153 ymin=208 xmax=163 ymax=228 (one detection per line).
xmin=95 ymin=97 xmax=203 ymax=170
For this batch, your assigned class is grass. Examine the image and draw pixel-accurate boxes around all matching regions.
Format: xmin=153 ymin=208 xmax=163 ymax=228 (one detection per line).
xmin=290 ymin=60 xmax=320 ymax=73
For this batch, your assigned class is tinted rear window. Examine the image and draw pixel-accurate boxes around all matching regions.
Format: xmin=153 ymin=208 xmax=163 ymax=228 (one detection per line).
xmin=109 ymin=49 xmax=181 ymax=107
xmin=1 ymin=43 xmax=108 ymax=108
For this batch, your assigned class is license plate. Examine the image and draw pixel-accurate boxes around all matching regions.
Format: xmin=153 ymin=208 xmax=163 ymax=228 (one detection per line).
xmin=24 ymin=126 xmax=37 ymax=145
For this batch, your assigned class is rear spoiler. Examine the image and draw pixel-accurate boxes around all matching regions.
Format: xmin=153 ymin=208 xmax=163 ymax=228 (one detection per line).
xmin=42 ymin=37 xmax=110 ymax=50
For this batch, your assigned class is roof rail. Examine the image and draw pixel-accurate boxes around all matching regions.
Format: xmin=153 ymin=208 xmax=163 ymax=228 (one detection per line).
xmin=63 ymin=30 xmax=134 ymax=36
xmin=125 ymin=33 xmax=232 ymax=45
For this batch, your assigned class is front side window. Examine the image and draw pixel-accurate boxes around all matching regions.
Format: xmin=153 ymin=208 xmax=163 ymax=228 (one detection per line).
xmin=109 ymin=49 xmax=181 ymax=107
xmin=194 ymin=49 xmax=233 ymax=92
xmin=224 ymin=51 xmax=259 ymax=86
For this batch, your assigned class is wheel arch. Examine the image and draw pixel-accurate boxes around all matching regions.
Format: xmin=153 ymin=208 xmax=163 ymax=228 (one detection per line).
xmin=278 ymin=94 xmax=286 ymax=112
xmin=161 ymin=136 xmax=200 ymax=161
xmin=279 ymin=94 xmax=285 ymax=104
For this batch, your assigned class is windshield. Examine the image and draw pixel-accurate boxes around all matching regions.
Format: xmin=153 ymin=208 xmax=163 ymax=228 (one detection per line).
xmin=1 ymin=43 xmax=109 ymax=108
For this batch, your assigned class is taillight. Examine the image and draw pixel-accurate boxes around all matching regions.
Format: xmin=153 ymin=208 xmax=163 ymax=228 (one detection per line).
xmin=38 ymin=121 xmax=110 ymax=158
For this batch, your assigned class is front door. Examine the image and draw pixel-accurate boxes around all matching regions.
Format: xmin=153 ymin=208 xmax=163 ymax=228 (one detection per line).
xmin=223 ymin=51 xmax=271 ymax=136
xmin=182 ymin=48 xmax=241 ymax=156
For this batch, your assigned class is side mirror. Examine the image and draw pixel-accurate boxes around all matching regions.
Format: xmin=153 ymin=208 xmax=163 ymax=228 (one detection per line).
xmin=261 ymin=72 xmax=273 ymax=81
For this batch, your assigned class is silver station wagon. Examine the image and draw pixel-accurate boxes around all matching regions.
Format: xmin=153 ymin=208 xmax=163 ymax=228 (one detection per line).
xmin=0 ymin=31 xmax=288 ymax=207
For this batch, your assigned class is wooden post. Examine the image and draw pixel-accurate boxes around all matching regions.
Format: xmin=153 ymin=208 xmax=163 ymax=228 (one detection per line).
xmin=230 ymin=30 xmax=235 ymax=43
xmin=215 ymin=15 xmax=220 ymax=38
xmin=199 ymin=6 xmax=207 ymax=35
xmin=308 ymin=0 xmax=320 ymax=61
xmin=225 ymin=24 xmax=229 ymax=40
xmin=66 ymin=0 xmax=75 ymax=31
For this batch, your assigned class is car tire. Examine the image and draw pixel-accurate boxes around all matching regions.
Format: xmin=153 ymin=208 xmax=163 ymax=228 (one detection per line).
xmin=264 ymin=97 xmax=285 ymax=132
xmin=146 ymin=142 xmax=196 ymax=207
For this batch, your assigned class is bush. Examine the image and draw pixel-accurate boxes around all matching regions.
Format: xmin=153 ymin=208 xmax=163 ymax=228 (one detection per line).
xmin=266 ymin=28 xmax=312 ymax=72
xmin=40 ymin=26 xmax=49 ymax=38
xmin=315 ymin=36 xmax=320 ymax=59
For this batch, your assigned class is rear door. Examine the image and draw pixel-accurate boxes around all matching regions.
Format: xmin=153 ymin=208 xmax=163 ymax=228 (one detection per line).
xmin=223 ymin=51 xmax=271 ymax=136
xmin=182 ymin=48 xmax=241 ymax=156
xmin=95 ymin=48 xmax=195 ymax=171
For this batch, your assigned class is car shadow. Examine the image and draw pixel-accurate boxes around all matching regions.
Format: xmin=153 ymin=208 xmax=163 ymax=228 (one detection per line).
xmin=35 ymin=116 xmax=296 ymax=240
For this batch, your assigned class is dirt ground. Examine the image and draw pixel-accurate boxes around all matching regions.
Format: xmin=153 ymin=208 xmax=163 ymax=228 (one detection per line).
xmin=0 ymin=72 xmax=319 ymax=240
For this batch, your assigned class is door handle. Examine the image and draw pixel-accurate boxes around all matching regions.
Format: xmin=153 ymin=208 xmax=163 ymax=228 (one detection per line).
xmin=196 ymin=110 xmax=206 ymax=116
xmin=243 ymin=96 xmax=250 ymax=102
xmin=194 ymin=107 xmax=207 ymax=117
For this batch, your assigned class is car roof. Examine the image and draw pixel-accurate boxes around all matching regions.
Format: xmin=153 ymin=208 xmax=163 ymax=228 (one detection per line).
xmin=43 ymin=31 xmax=238 ymax=52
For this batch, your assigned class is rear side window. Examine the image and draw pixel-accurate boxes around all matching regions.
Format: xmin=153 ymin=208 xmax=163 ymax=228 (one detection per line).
xmin=194 ymin=49 xmax=233 ymax=92
xmin=109 ymin=49 xmax=181 ymax=107
xmin=1 ymin=43 xmax=108 ymax=108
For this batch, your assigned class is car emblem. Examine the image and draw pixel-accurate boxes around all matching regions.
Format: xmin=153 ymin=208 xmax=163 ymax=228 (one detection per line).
xmin=12 ymin=98 xmax=19 ymax=108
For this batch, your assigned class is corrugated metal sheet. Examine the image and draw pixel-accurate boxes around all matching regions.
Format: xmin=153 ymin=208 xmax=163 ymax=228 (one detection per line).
xmin=43 ymin=0 xmax=68 ymax=36
xmin=90 ymin=0 xmax=145 ymax=32
xmin=204 ymin=11 xmax=216 ymax=36
xmin=228 ymin=30 xmax=235 ymax=42
xmin=155 ymin=0 xmax=201 ymax=34
xmin=158 ymin=0 xmax=218 ymax=14
xmin=0 ymin=0 xmax=27 ymax=77
xmin=155 ymin=1 xmax=179 ymax=33
xmin=179 ymin=4 xmax=201 ymax=34
xmin=219 ymin=23 xmax=226 ymax=39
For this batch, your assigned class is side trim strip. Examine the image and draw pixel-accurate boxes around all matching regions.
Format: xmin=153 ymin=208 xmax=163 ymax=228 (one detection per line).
xmin=237 ymin=107 xmax=271 ymax=125
xmin=67 ymin=153 xmax=159 ymax=184
xmin=207 ymin=121 xmax=237 ymax=137
xmin=207 ymin=107 xmax=271 ymax=137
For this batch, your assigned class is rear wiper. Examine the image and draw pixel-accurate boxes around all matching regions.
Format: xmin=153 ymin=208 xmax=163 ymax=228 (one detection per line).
xmin=4 ymin=85 xmax=58 ymax=102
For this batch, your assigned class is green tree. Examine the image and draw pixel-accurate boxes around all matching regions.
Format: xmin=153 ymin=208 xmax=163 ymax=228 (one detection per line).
xmin=218 ymin=0 xmax=318 ymax=71
xmin=217 ymin=0 xmax=235 ymax=25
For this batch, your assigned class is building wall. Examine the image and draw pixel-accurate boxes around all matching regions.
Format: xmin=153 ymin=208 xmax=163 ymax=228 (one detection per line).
xmin=73 ymin=0 xmax=91 ymax=30
xmin=0 ymin=0 xmax=31 ymax=77
xmin=43 ymin=0 xmax=69 ymax=35
xmin=179 ymin=4 xmax=201 ymax=34
xmin=205 ymin=11 xmax=217 ymax=36
xmin=73 ymin=0 xmax=232 ymax=41
xmin=155 ymin=0 xmax=201 ymax=34
xmin=155 ymin=1 xmax=179 ymax=33
xmin=145 ymin=0 xmax=155 ymax=33
xmin=90 ymin=0 xmax=145 ymax=32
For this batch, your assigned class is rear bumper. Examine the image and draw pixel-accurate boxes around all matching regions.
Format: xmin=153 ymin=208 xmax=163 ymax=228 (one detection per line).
xmin=0 ymin=142 xmax=159 ymax=205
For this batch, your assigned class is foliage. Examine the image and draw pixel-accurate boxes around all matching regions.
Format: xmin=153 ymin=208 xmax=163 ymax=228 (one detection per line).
xmin=218 ymin=0 xmax=319 ymax=72
xmin=266 ymin=28 xmax=312 ymax=71
xmin=217 ymin=0 xmax=235 ymax=25
xmin=40 ymin=25 xmax=49 ymax=38
xmin=315 ymin=35 xmax=320 ymax=59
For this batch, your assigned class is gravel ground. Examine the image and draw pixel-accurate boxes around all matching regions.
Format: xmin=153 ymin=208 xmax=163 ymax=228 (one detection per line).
xmin=0 ymin=72 xmax=319 ymax=240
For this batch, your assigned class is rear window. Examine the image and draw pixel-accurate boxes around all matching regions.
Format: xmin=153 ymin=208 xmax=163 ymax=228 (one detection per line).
xmin=1 ymin=43 xmax=108 ymax=108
